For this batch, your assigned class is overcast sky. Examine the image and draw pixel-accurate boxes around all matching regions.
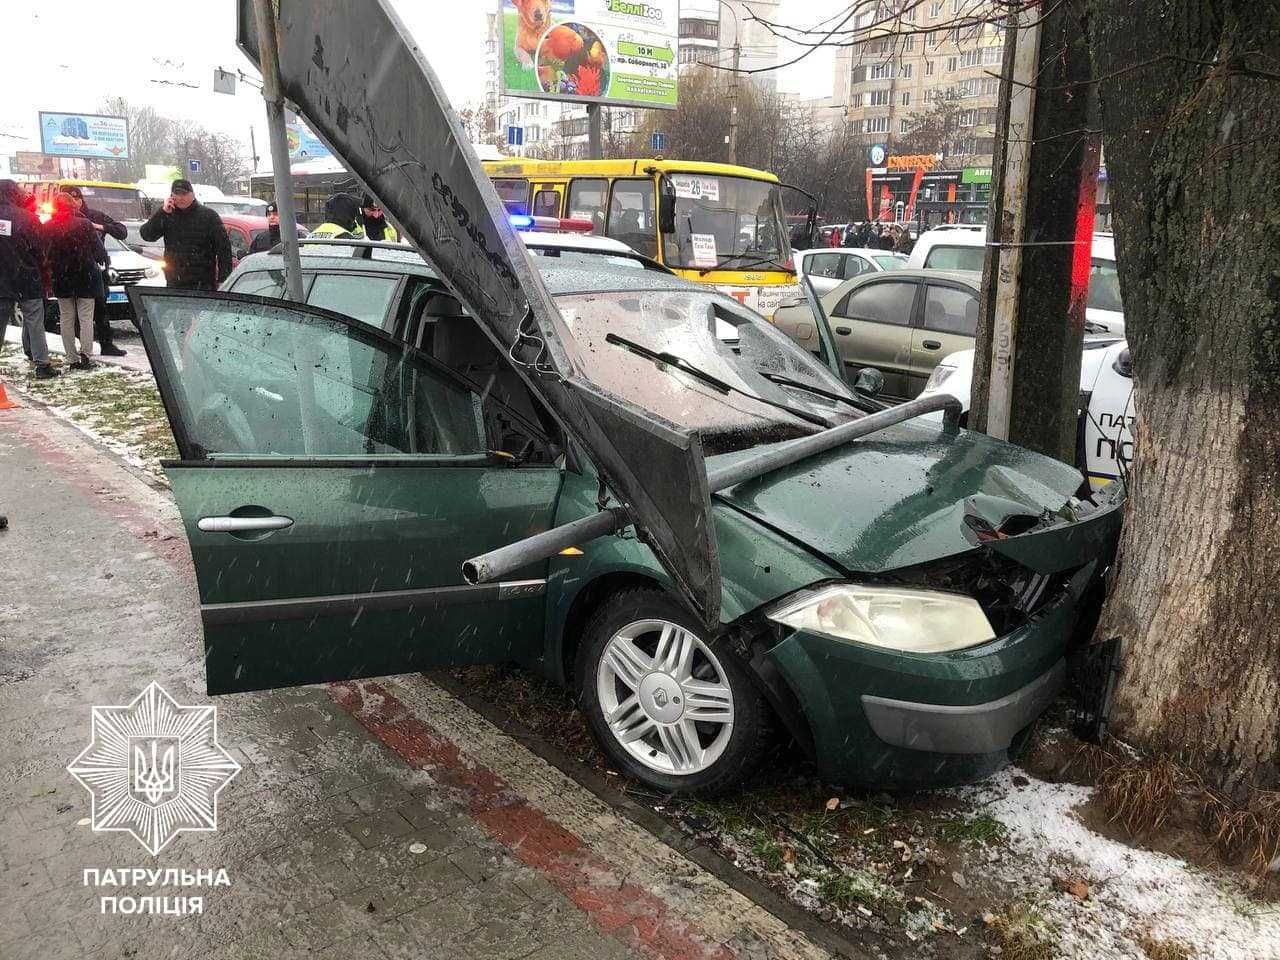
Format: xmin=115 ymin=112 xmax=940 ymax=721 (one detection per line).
xmin=0 ymin=0 xmax=850 ymax=173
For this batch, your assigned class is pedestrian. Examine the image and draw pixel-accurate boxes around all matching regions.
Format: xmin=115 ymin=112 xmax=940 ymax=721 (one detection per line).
xmin=45 ymin=190 xmax=106 ymax=371
xmin=359 ymin=195 xmax=397 ymax=242
xmin=843 ymin=223 xmax=858 ymax=248
xmin=138 ymin=179 xmax=232 ymax=290
xmin=893 ymin=223 xmax=913 ymax=255
xmin=828 ymin=225 xmax=841 ymax=248
xmin=309 ymin=193 xmax=363 ymax=239
xmin=248 ymin=201 xmax=281 ymax=254
xmin=856 ymin=221 xmax=872 ymax=247
xmin=62 ymin=186 xmax=128 ymax=357
xmin=0 ymin=180 xmax=57 ymax=378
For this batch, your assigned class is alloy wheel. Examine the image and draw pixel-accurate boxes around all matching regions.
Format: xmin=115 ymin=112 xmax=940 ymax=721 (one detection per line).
xmin=595 ymin=618 xmax=735 ymax=776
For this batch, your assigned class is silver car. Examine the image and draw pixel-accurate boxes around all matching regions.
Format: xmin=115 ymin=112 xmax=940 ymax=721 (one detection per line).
xmin=795 ymin=247 xmax=907 ymax=296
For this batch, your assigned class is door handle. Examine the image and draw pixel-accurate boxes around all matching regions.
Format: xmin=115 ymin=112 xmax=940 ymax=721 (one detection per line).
xmin=835 ymin=326 xmax=852 ymax=336
xmin=198 ymin=515 xmax=294 ymax=533
xmin=922 ymin=339 xmax=943 ymax=350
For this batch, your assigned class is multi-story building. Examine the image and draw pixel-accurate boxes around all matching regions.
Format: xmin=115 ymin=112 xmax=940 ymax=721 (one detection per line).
xmin=834 ymin=0 xmax=1005 ymax=222
xmin=680 ymin=1 xmax=782 ymax=90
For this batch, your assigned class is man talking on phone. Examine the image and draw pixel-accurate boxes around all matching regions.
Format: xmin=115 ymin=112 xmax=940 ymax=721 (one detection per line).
xmin=139 ymin=179 xmax=232 ymax=290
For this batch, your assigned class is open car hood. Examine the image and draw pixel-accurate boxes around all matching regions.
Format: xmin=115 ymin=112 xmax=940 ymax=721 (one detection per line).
xmin=265 ymin=0 xmax=720 ymax=622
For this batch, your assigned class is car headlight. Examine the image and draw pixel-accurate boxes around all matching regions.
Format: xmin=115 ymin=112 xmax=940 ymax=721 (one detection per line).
xmin=924 ymin=364 xmax=958 ymax=392
xmin=145 ymin=265 xmax=161 ymax=278
xmin=767 ymin=584 xmax=995 ymax=654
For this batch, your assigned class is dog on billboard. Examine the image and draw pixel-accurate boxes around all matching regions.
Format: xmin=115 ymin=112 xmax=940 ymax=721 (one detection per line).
xmin=512 ymin=0 xmax=551 ymax=68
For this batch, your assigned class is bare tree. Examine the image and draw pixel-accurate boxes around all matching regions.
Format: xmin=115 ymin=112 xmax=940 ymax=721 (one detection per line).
xmin=97 ymin=97 xmax=249 ymax=191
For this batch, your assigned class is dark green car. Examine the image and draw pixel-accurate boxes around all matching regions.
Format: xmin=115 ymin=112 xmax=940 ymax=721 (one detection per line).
xmin=129 ymin=0 xmax=1122 ymax=796
xmin=131 ymin=256 xmax=1120 ymax=795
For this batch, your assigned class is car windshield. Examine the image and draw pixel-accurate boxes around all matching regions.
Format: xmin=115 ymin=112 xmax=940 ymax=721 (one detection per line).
xmin=552 ymin=287 xmax=860 ymax=454
xmin=103 ymin=234 xmax=128 ymax=253
xmin=208 ymin=200 xmax=265 ymax=215
xmin=1088 ymin=257 xmax=1123 ymax=313
xmin=663 ymin=175 xmax=790 ymax=272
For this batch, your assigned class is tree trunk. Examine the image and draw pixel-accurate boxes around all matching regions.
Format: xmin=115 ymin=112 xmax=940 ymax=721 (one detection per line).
xmin=1089 ymin=1 xmax=1280 ymax=797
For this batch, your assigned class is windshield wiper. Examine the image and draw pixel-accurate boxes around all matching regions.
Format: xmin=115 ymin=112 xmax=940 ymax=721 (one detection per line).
xmin=698 ymin=253 xmax=786 ymax=277
xmin=757 ymin=371 xmax=871 ymax=411
xmin=605 ymin=333 xmax=829 ymax=427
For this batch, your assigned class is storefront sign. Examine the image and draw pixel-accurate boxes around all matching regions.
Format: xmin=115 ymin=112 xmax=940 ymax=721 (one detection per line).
xmin=886 ymin=153 xmax=940 ymax=171
xmin=39 ymin=112 xmax=130 ymax=160
xmin=499 ymin=0 xmax=679 ymax=109
xmin=962 ymin=167 xmax=992 ymax=183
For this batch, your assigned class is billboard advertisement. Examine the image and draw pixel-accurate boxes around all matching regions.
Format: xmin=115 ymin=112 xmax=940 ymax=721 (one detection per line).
xmin=39 ymin=112 xmax=130 ymax=160
xmin=287 ymin=119 xmax=333 ymax=163
xmin=499 ymin=0 xmax=678 ymax=110
xmin=12 ymin=151 xmax=61 ymax=176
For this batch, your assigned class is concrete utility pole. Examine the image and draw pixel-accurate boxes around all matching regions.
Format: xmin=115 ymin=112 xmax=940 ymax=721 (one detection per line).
xmin=587 ymin=104 xmax=603 ymax=160
xmin=970 ymin=3 xmax=1101 ymax=463
xmin=727 ymin=41 xmax=741 ymax=165
xmin=251 ymin=0 xmax=305 ymax=303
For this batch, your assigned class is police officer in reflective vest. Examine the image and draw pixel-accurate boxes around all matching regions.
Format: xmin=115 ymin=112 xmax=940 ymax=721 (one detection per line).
xmin=309 ymin=193 xmax=363 ymax=240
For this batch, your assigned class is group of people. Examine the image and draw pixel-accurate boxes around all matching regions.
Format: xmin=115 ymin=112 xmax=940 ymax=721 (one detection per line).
xmin=0 ymin=177 xmax=235 ymax=379
xmin=1 ymin=179 xmax=128 ymax=378
xmin=308 ymin=192 xmax=397 ymax=243
xmin=831 ymin=220 xmax=913 ymax=254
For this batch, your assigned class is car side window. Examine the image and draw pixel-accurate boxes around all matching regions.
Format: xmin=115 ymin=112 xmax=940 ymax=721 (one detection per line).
xmin=606 ymin=179 xmax=657 ymax=259
xmin=921 ymin=284 xmax=978 ymax=336
xmin=833 ymin=280 xmax=918 ymax=326
xmin=227 ymin=229 xmax=250 ymax=262
xmin=808 ymin=253 xmax=842 ymax=279
xmin=227 ymin=270 xmax=290 ymax=299
xmin=306 ymin=273 xmax=400 ymax=330
xmin=140 ymin=294 xmax=487 ymax=460
xmin=567 ymin=178 xmax=607 ymax=234
xmin=492 ymin=178 xmax=530 ymax=216
xmin=843 ymin=255 xmax=871 ymax=279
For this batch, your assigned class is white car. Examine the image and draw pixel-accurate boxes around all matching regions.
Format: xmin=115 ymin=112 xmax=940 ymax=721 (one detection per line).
xmin=918 ymin=338 xmax=1135 ymax=489
xmin=795 ymin=247 xmax=908 ymax=296
xmin=906 ymin=228 xmax=1124 ymax=338
xmin=518 ymin=229 xmax=671 ymax=273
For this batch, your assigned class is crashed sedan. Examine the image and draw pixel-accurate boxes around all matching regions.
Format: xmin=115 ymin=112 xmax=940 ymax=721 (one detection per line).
xmin=128 ymin=0 xmax=1123 ymax=795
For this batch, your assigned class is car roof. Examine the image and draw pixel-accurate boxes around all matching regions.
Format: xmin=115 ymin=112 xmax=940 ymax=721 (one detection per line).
xmin=228 ymin=244 xmax=703 ymax=296
xmin=218 ymin=213 xmax=270 ymax=229
xmin=818 ymin=268 xmax=978 ymax=302
xmin=520 ymin=231 xmax=631 ymax=252
xmin=797 ymin=248 xmax=905 ymax=258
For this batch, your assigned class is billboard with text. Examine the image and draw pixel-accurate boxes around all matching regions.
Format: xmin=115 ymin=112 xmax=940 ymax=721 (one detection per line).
xmin=499 ymin=0 xmax=678 ymax=110
xmin=39 ymin=112 xmax=130 ymax=160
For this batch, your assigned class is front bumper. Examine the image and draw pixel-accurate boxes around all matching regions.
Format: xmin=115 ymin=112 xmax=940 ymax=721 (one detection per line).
xmin=765 ymin=561 xmax=1099 ymax=789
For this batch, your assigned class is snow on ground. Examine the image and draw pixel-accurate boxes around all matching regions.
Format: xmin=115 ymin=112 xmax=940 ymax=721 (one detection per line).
xmin=966 ymin=768 xmax=1280 ymax=960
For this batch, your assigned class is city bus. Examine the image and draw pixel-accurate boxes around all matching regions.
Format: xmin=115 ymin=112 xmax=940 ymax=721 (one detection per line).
xmin=481 ymin=158 xmax=804 ymax=318
xmin=29 ymin=179 xmax=147 ymax=223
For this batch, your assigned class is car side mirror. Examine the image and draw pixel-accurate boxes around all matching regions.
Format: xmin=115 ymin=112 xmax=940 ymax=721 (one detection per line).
xmin=1113 ymin=348 xmax=1133 ymax=378
xmin=853 ymin=367 xmax=885 ymax=397
xmin=776 ymin=296 xmax=806 ymax=311
xmin=658 ymin=193 xmax=677 ymax=235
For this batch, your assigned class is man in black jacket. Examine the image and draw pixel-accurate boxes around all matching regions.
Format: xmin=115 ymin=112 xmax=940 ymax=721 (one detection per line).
xmin=0 ymin=180 xmax=56 ymax=378
xmin=139 ymin=180 xmax=232 ymax=290
xmin=64 ymin=186 xmax=127 ymax=356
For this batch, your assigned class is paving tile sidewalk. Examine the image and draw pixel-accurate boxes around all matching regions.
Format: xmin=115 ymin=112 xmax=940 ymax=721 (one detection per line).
xmin=0 ymin=402 xmax=837 ymax=960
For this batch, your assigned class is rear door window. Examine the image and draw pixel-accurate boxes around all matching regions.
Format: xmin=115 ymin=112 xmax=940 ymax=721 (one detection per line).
xmin=806 ymin=253 xmax=843 ymax=279
xmin=833 ymin=280 xmax=918 ymax=326
xmin=306 ymin=273 xmax=401 ymax=330
xmin=921 ymin=284 xmax=978 ymax=336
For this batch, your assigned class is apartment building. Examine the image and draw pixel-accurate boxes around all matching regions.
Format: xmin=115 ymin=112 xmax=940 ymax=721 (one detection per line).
xmin=680 ymin=0 xmax=783 ymax=89
xmin=834 ymin=2 xmax=1005 ymax=156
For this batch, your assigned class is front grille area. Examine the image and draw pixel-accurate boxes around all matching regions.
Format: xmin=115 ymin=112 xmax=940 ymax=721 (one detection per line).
xmin=114 ymin=268 xmax=148 ymax=285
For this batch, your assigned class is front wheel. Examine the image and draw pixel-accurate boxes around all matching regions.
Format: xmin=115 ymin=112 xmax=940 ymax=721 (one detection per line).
xmin=575 ymin=588 xmax=772 ymax=795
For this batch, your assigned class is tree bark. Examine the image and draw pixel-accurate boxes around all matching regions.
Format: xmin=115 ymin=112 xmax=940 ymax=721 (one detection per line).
xmin=1089 ymin=1 xmax=1280 ymax=797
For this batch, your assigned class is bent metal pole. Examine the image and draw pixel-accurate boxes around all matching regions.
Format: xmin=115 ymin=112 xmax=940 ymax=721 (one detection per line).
xmin=461 ymin=395 xmax=961 ymax=586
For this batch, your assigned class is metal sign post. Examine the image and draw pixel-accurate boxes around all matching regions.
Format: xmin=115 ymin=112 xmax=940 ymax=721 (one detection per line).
xmin=251 ymin=0 xmax=305 ymax=303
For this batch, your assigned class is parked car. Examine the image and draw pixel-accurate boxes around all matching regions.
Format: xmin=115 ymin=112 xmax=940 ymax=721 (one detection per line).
xmin=206 ymin=196 xmax=269 ymax=216
xmin=774 ymin=269 xmax=981 ymax=400
xmin=122 ymin=220 xmax=165 ymax=260
xmin=218 ymin=213 xmax=271 ymax=269
xmin=906 ymin=228 xmax=1125 ymax=337
xmin=796 ymin=247 xmax=907 ymax=296
xmin=918 ymin=338 xmax=1135 ymax=489
xmin=132 ymin=0 xmax=1123 ymax=797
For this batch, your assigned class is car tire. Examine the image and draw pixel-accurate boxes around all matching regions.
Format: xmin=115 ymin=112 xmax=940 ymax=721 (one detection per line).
xmin=575 ymin=587 xmax=772 ymax=795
